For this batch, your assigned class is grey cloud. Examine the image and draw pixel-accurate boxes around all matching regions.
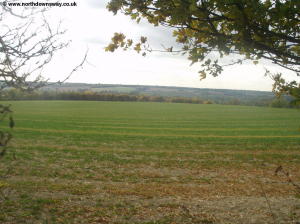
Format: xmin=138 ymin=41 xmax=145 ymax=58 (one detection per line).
xmin=128 ymin=19 xmax=180 ymax=49
xmin=84 ymin=37 xmax=108 ymax=45
xmin=85 ymin=1 xmax=179 ymax=49
xmin=86 ymin=0 xmax=109 ymax=8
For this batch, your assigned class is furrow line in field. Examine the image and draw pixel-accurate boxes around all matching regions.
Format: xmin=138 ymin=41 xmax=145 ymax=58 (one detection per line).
xmin=16 ymin=127 xmax=300 ymax=138
xmin=16 ymin=118 xmax=297 ymax=127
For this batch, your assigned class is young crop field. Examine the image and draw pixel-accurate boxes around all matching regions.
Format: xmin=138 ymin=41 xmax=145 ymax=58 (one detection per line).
xmin=0 ymin=101 xmax=300 ymax=223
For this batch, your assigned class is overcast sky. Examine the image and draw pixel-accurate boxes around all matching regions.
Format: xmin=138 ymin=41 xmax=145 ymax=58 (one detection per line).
xmin=31 ymin=0 xmax=297 ymax=91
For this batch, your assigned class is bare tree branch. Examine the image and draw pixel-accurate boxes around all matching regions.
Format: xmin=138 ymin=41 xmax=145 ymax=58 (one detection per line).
xmin=0 ymin=0 xmax=86 ymax=91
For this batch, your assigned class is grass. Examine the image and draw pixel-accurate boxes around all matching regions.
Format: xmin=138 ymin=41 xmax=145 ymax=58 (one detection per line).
xmin=0 ymin=101 xmax=299 ymax=223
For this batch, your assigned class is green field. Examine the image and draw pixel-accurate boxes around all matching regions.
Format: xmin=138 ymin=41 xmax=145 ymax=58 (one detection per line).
xmin=1 ymin=101 xmax=300 ymax=223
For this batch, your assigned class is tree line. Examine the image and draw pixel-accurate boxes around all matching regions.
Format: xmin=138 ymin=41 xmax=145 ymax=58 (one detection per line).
xmin=0 ymin=89 xmax=296 ymax=108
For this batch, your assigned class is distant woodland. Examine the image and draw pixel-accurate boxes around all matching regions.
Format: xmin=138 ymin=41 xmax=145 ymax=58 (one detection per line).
xmin=0 ymin=83 xmax=296 ymax=108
